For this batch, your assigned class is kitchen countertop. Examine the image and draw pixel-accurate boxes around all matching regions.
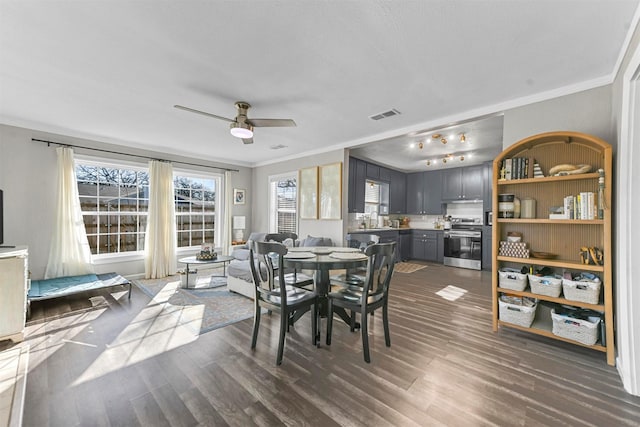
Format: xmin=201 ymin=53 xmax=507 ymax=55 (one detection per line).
xmin=348 ymin=227 xmax=445 ymax=233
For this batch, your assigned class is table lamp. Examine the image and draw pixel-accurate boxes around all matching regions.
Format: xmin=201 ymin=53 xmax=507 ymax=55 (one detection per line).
xmin=232 ymin=216 xmax=246 ymax=241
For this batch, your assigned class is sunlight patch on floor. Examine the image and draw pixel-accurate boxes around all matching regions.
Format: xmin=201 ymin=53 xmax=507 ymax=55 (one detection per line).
xmin=72 ymin=279 xmax=203 ymax=387
xmin=436 ymin=285 xmax=468 ymax=301
xmin=0 ymin=344 xmax=29 ymax=427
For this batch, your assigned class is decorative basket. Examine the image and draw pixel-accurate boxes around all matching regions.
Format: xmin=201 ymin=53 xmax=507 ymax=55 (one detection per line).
xmin=499 ymin=298 xmax=537 ymax=328
xmin=528 ymin=274 xmax=563 ymax=297
xmin=498 ymin=241 xmax=530 ymax=258
xmin=498 ymin=268 xmax=528 ymax=291
xmin=551 ymin=309 xmax=600 ymax=346
xmin=562 ymin=277 xmax=602 ymax=304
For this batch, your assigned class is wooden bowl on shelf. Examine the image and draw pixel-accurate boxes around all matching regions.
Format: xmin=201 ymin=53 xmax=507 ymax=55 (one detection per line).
xmin=530 ymin=251 xmax=558 ymax=259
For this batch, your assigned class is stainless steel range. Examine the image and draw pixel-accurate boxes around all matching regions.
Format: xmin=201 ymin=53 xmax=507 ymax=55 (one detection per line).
xmin=443 ymin=217 xmax=482 ymax=270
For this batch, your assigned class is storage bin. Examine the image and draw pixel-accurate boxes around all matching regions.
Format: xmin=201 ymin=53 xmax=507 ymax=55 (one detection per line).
xmin=499 ymin=298 xmax=537 ymax=328
xmin=528 ymin=274 xmax=562 ymax=297
xmin=551 ymin=309 xmax=600 ymax=346
xmin=498 ymin=268 xmax=528 ymax=291
xmin=562 ymin=276 xmax=602 ymax=304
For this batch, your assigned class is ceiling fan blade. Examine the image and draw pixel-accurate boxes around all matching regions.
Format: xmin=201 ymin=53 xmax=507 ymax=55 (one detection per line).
xmin=247 ymin=118 xmax=296 ymax=127
xmin=174 ymin=105 xmax=235 ymax=123
xmin=242 ymin=137 xmax=254 ymax=144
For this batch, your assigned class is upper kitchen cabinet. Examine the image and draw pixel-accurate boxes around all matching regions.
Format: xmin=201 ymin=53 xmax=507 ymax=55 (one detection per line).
xmin=389 ymin=169 xmax=406 ymax=214
xmin=348 ymin=157 xmax=367 ymax=213
xmin=379 ymin=167 xmax=392 ymax=182
xmin=349 ymin=157 xmax=406 ymax=214
xmin=366 ymin=163 xmax=380 ymax=180
xmin=406 ymin=170 xmax=443 ymax=215
xmin=441 ymin=165 xmax=484 ymax=201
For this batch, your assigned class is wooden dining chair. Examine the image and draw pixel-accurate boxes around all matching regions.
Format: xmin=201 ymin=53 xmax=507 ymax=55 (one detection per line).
xmin=330 ymin=233 xmax=380 ymax=287
xmin=265 ymin=232 xmax=314 ymax=289
xmin=249 ymin=241 xmax=319 ymax=365
xmin=326 ymin=241 xmax=396 ymax=363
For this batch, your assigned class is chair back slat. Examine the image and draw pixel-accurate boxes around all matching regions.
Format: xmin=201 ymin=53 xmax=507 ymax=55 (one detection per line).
xmin=249 ymin=241 xmax=289 ymax=305
xmin=346 ymin=233 xmax=380 ymax=251
xmin=265 ymin=232 xmax=298 ymax=244
xmin=362 ymin=242 xmax=396 ymax=301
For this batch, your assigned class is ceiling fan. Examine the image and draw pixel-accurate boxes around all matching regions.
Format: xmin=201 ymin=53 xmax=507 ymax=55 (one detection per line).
xmin=174 ymin=101 xmax=296 ymax=144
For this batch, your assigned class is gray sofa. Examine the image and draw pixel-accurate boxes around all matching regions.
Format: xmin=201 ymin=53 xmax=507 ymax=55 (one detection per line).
xmin=226 ymin=233 xmax=333 ymax=298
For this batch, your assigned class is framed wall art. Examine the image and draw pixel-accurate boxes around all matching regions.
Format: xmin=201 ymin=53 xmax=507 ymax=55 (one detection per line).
xmin=233 ymin=188 xmax=246 ymax=205
xmin=299 ymin=166 xmax=318 ymax=219
xmin=319 ymin=162 xmax=342 ymax=220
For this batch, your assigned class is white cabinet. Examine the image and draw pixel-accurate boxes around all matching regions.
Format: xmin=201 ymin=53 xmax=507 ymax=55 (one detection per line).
xmin=0 ymin=247 xmax=28 ymax=343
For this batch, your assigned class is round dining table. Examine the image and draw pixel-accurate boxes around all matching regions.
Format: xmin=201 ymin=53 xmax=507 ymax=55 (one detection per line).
xmin=282 ymin=247 xmax=368 ymax=329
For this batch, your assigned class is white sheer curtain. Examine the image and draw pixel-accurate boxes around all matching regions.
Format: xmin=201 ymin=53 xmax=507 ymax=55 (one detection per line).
xmin=144 ymin=160 xmax=177 ymax=279
xmin=221 ymin=171 xmax=233 ymax=255
xmin=44 ymin=147 xmax=94 ymax=279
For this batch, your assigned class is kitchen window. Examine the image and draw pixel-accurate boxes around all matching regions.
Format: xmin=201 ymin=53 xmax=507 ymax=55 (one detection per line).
xmin=364 ymin=180 xmax=389 ymax=216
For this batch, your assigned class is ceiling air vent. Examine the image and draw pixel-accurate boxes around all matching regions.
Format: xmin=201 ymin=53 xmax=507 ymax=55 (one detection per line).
xmin=369 ymin=108 xmax=401 ymax=121
xmin=270 ymin=144 xmax=287 ymax=150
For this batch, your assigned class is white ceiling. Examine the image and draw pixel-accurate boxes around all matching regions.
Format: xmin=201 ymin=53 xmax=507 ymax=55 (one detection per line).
xmin=1 ymin=1 xmax=638 ymax=171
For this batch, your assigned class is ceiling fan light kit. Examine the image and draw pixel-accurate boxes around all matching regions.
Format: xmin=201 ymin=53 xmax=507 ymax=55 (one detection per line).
xmin=174 ymin=100 xmax=295 ymax=144
xmin=230 ymin=122 xmax=254 ymax=139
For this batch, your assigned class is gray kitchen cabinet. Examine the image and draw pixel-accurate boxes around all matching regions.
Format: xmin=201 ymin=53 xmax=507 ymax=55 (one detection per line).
xmin=441 ymin=165 xmax=484 ymax=201
xmin=379 ymin=166 xmax=392 ymax=182
xmin=348 ymin=157 xmax=366 ymax=213
xmin=399 ymin=230 xmax=412 ymax=261
xmin=406 ymin=172 xmax=424 ymax=214
xmin=411 ymin=230 xmax=442 ymax=262
xmin=436 ymin=231 xmax=444 ymax=263
xmin=483 ymin=161 xmax=493 ymax=216
xmin=482 ymin=225 xmax=492 ymax=271
xmin=366 ymin=163 xmax=380 ymax=180
xmin=424 ymin=171 xmax=443 ymax=214
xmin=406 ymin=171 xmax=443 ymax=215
xmin=389 ymin=169 xmax=406 ymax=214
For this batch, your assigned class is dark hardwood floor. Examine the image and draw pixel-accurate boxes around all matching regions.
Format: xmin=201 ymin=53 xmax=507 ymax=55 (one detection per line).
xmin=5 ymin=262 xmax=640 ymax=426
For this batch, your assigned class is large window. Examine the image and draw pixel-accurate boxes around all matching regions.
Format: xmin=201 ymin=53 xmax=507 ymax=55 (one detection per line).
xmin=77 ymin=160 xmax=222 ymax=255
xmin=76 ymin=163 xmax=149 ymax=255
xmin=174 ymin=174 xmax=219 ymax=248
xmin=269 ymin=173 xmax=297 ymax=234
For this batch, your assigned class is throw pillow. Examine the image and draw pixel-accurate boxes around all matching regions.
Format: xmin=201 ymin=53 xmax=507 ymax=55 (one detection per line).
xmin=282 ymin=238 xmax=294 ymax=248
xmin=303 ymin=235 xmax=332 ymax=247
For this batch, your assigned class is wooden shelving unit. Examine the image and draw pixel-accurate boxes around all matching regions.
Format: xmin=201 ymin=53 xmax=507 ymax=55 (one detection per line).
xmin=491 ymin=131 xmax=614 ymax=365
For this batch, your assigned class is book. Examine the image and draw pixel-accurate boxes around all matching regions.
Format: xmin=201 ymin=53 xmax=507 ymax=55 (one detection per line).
xmin=505 ymin=158 xmax=512 ymax=180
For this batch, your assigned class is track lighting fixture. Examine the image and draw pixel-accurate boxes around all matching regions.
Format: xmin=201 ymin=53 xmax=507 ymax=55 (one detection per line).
xmin=424 ymin=152 xmax=470 ymax=167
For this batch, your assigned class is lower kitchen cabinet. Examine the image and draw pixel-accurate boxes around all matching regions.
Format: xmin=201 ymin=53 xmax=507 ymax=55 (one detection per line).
xmin=482 ymin=226 xmax=492 ymax=271
xmin=411 ymin=230 xmax=442 ymax=262
xmin=399 ymin=230 xmax=412 ymax=261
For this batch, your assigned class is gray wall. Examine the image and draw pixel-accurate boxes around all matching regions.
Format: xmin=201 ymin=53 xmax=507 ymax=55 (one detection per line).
xmin=252 ymin=149 xmax=347 ymax=246
xmin=503 ymin=85 xmax=614 ymax=149
xmin=0 ymin=124 xmax=251 ymax=279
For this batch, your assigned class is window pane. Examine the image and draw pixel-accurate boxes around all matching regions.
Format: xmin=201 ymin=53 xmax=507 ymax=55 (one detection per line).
xmin=77 ymin=162 xmax=149 ymax=255
xmin=77 ymin=182 xmax=97 ymax=196
xmin=174 ymin=174 xmax=219 ymax=248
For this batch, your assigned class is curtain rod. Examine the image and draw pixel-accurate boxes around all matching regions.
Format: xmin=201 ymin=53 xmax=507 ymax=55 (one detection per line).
xmin=31 ymin=138 xmax=239 ymax=172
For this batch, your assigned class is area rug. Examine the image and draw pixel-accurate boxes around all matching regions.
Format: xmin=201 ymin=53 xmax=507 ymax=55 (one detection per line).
xmin=394 ymin=262 xmax=427 ymax=274
xmin=134 ymin=275 xmax=256 ymax=335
